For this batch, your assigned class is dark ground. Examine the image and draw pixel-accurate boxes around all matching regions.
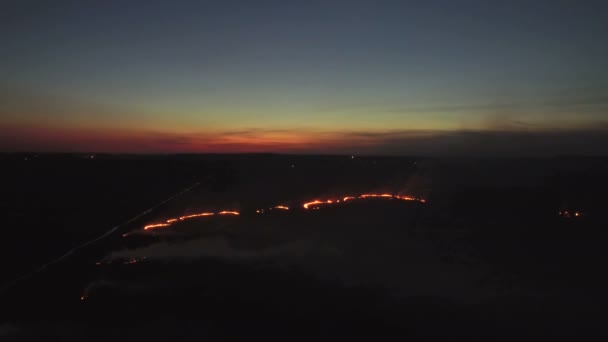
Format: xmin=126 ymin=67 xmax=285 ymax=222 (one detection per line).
xmin=1 ymin=153 xmax=607 ymax=338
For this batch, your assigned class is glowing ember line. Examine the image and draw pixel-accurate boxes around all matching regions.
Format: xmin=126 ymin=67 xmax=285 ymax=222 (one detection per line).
xmin=303 ymin=200 xmax=326 ymax=209
xmin=135 ymin=193 xmax=424 ymax=234
xmin=139 ymin=210 xmax=239 ymax=233
xmin=303 ymin=193 xmax=425 ymax=209
xmin=143 ymin=223 xmax=171 ymax=230
xmin=179 ymin=212 xmax=214 ymax=220
xmin=218 ymin=211 xmax=240 ymax=216
xmin=359 ymin=194 xmax=393 ymax=199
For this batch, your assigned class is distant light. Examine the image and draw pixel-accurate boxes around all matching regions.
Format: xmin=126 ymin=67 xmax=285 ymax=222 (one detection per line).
xmin=291 ymin=164 xmax=295 ymax=168
xmin=575 ymin=212 xmax=580 ymax=217
xmin=351 ymin=156 xmax=355 ymax=159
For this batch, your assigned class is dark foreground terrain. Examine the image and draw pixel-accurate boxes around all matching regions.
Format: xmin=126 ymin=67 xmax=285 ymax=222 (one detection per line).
xmin=1 ymin=154 xmax=607 ymax=338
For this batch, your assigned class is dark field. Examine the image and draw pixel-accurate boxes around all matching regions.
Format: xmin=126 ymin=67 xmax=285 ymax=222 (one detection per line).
xmin=1 ymin=154 xmax=608 ymax=338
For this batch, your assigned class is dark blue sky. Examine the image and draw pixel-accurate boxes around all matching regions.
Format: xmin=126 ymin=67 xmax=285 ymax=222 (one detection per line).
xmin=1 ymin=0 xmax=607 ymax=154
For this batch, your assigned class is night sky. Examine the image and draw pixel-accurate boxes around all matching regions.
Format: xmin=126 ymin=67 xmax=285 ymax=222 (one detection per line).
xmin=1 ymin=0 xmax=607 ymax=155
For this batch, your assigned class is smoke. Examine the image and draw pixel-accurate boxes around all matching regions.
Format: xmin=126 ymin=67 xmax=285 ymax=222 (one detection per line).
xmin=101 ymin=211 xmax=513 ymax=303
xmin=108 ymin=237 xmax=341 ymax=263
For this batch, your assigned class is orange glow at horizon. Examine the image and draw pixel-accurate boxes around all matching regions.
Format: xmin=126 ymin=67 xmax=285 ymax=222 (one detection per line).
xmin=0 ymin=123 xmax=387 ymax=154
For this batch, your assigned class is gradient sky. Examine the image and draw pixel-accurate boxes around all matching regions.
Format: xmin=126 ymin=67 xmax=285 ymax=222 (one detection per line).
xmin=1 ymin=0 xmax=607 ymax=155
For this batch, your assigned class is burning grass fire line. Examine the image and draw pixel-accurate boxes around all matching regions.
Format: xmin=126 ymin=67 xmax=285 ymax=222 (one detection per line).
xmin=84 ymin=193 xmax=426 ymax=301
xmin=302 ymin=193 xmax=424 ymax=209
xmin=134 ymin=193 xmax=425 ymax=233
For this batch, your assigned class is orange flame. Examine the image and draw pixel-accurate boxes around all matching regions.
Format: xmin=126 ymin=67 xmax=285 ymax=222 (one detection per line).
xmin=143 ymin=223 xmax=171 ymax=231
xmin=303 ymin=200 xmax=329 ymax=209
xmin=179 ymin=212 xmax=215 ymax=220
xmin=360 ymin=193 xmax=393 ymax=198
xmin=303 ymin=193 xmax=424 ymax=209
xmin=218 ymin=211 xmax=240 ymax=216
xmin=133 ymin=193 xmax=424 ymax=234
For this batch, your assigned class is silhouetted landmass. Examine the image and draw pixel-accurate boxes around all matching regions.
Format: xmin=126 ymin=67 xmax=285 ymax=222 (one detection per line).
xmin=1 ymin=154 xmax=607 ymax=338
